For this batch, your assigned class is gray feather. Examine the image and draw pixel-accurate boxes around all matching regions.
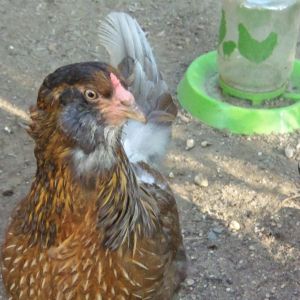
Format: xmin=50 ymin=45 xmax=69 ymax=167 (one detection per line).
xmin=99 ymin=12 xmax=175 ymax=165
xmin=98 ymin=12 xmax=168 ymax=115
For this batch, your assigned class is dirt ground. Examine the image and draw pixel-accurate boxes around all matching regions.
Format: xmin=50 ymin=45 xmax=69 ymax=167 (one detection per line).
xmin=1 ymin=0 xmax=300 ymax=299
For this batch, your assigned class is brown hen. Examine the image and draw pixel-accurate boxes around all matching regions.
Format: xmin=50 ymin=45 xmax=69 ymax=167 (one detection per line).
xmin=1 ymin=12 xmax=187 ymax=300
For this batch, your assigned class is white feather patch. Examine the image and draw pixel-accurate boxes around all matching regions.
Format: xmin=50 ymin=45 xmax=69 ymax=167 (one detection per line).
xmin=72 ymin=127 xmax=119 ymax=175
xmin=122 ymin=120 xmax=171 ymax=164
xmin=136 ymin=171 xmax=155 ymax=185
xmin=72 ymin=146 xmax=116 ymax=175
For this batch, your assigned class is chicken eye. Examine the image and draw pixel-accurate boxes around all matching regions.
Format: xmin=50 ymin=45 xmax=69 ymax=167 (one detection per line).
xmin=84 ymin=89 xmax=98 ymax=101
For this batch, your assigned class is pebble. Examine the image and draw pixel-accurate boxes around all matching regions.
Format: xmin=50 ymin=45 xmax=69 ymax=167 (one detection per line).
xmin=168 ymin=172 xmax=175 ymax=178
xmin=47 ymin=42 xmax=57 ymax=53
xmin=207 ymin=230 xmax=218 ymax=241
xmin=229 ymin=220 xmax=241 ymax=231
xmin=185 ymin=138 xmax=195 ymax=150
xmin=4 ymin=126 xmax=12 ymax=134
xmin=285 ymin=145 xmax=294 ymax=158
xmin=249 ymin=245 xmax=255 ymax=251
xmin=186 ymin=278 xmax=195 ymax=286
xmin=212 ymin=226 xmax=224 ymax=234
xmin=178 ymin=113 xmax=190 ymax=123
xmin=201 ymin=140 xmax=211 ymax=148
xmin=194 ymin=174 xmax=208 ymax=187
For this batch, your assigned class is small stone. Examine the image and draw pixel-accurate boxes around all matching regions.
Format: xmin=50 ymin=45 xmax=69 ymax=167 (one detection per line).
xmin=212 ymin=227 xmax=224 ymax=234
xmin=194 ymin=174 xmax=208 ymax=187
xmin=185 ymin=139 xmax=195 ymax=150
xmin=9 ymin=45 xmax=14 ymax=50
xmin=229 ymin=220 xmax=241 ymax=231
xmin=4 ymin=126 xmax=12 ymax=134
xmin=249 ymin=245 xmax=255 ymax=251
xmin=258 ymin=152 xmax=263 ymax=156
xmin=186 ymin=278 xmax=195 ymax=286
xmin=285 ymin=145 xmax=295 ymax=158
xmin=200 ymin=178 xmax=208 ymax=187
xmin=168 ymin=172 xmax=175 ymax=178
xmin=178 ymin=112 xmax=190 ymax=123
xmin=201 ymin=140 xmax=211 ymax=148
xmin=47 ymin=42 xmax=57 ymax=53
xmin=207 ymin=230 xmax=218 ymax=241
xmin=226 ymin=287 xmax=231 ymax=292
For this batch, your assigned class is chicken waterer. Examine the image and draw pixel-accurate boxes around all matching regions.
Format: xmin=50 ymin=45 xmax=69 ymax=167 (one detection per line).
xmin=177 ymin=0 xmax=300 ymax=135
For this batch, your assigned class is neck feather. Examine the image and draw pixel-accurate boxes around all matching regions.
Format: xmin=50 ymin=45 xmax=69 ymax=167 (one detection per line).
xmin=96 ymin=147 xmax=158 ymax=250
xmin=19 ymin=146 xmax=158 ymax=250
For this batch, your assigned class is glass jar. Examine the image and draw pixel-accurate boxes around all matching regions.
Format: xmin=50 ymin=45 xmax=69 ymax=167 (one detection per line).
xmin=218 ymin=0 xmax=300 ymax=102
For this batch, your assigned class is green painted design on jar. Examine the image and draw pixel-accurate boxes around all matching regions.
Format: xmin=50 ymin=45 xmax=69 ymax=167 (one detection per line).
xmin=223 ymin=41 xmax=236 ymax=57
xmin=238 ymin=23 xmax=278 ymax=64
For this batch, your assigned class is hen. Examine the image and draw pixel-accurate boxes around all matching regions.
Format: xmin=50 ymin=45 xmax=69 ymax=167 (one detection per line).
xmin=1 ymin=12 xmax=187 ymax=300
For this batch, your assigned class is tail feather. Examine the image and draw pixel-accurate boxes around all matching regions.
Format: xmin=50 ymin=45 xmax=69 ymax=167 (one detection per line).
xmin=99 ymin=12 xmax=177 ymax=164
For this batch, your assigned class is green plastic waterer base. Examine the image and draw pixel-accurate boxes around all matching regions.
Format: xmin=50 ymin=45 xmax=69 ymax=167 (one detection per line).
xmin=177 ymin=51 xmax=300 ymax=135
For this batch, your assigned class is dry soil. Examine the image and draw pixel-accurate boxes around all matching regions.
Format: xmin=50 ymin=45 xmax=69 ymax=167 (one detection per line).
xmin=1 ymin=1 xmax=300 ymax=299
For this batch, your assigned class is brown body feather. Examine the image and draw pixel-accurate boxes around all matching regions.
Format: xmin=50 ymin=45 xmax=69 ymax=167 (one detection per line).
xmin=2 ymin=118 xmax=186 ymax=299
xmin=2 ymin=13 xmax=186 ymax=300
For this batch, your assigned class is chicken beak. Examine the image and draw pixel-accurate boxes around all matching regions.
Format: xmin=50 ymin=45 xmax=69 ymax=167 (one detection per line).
xmin=123 ymin=102 xmax=147 ymax=123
